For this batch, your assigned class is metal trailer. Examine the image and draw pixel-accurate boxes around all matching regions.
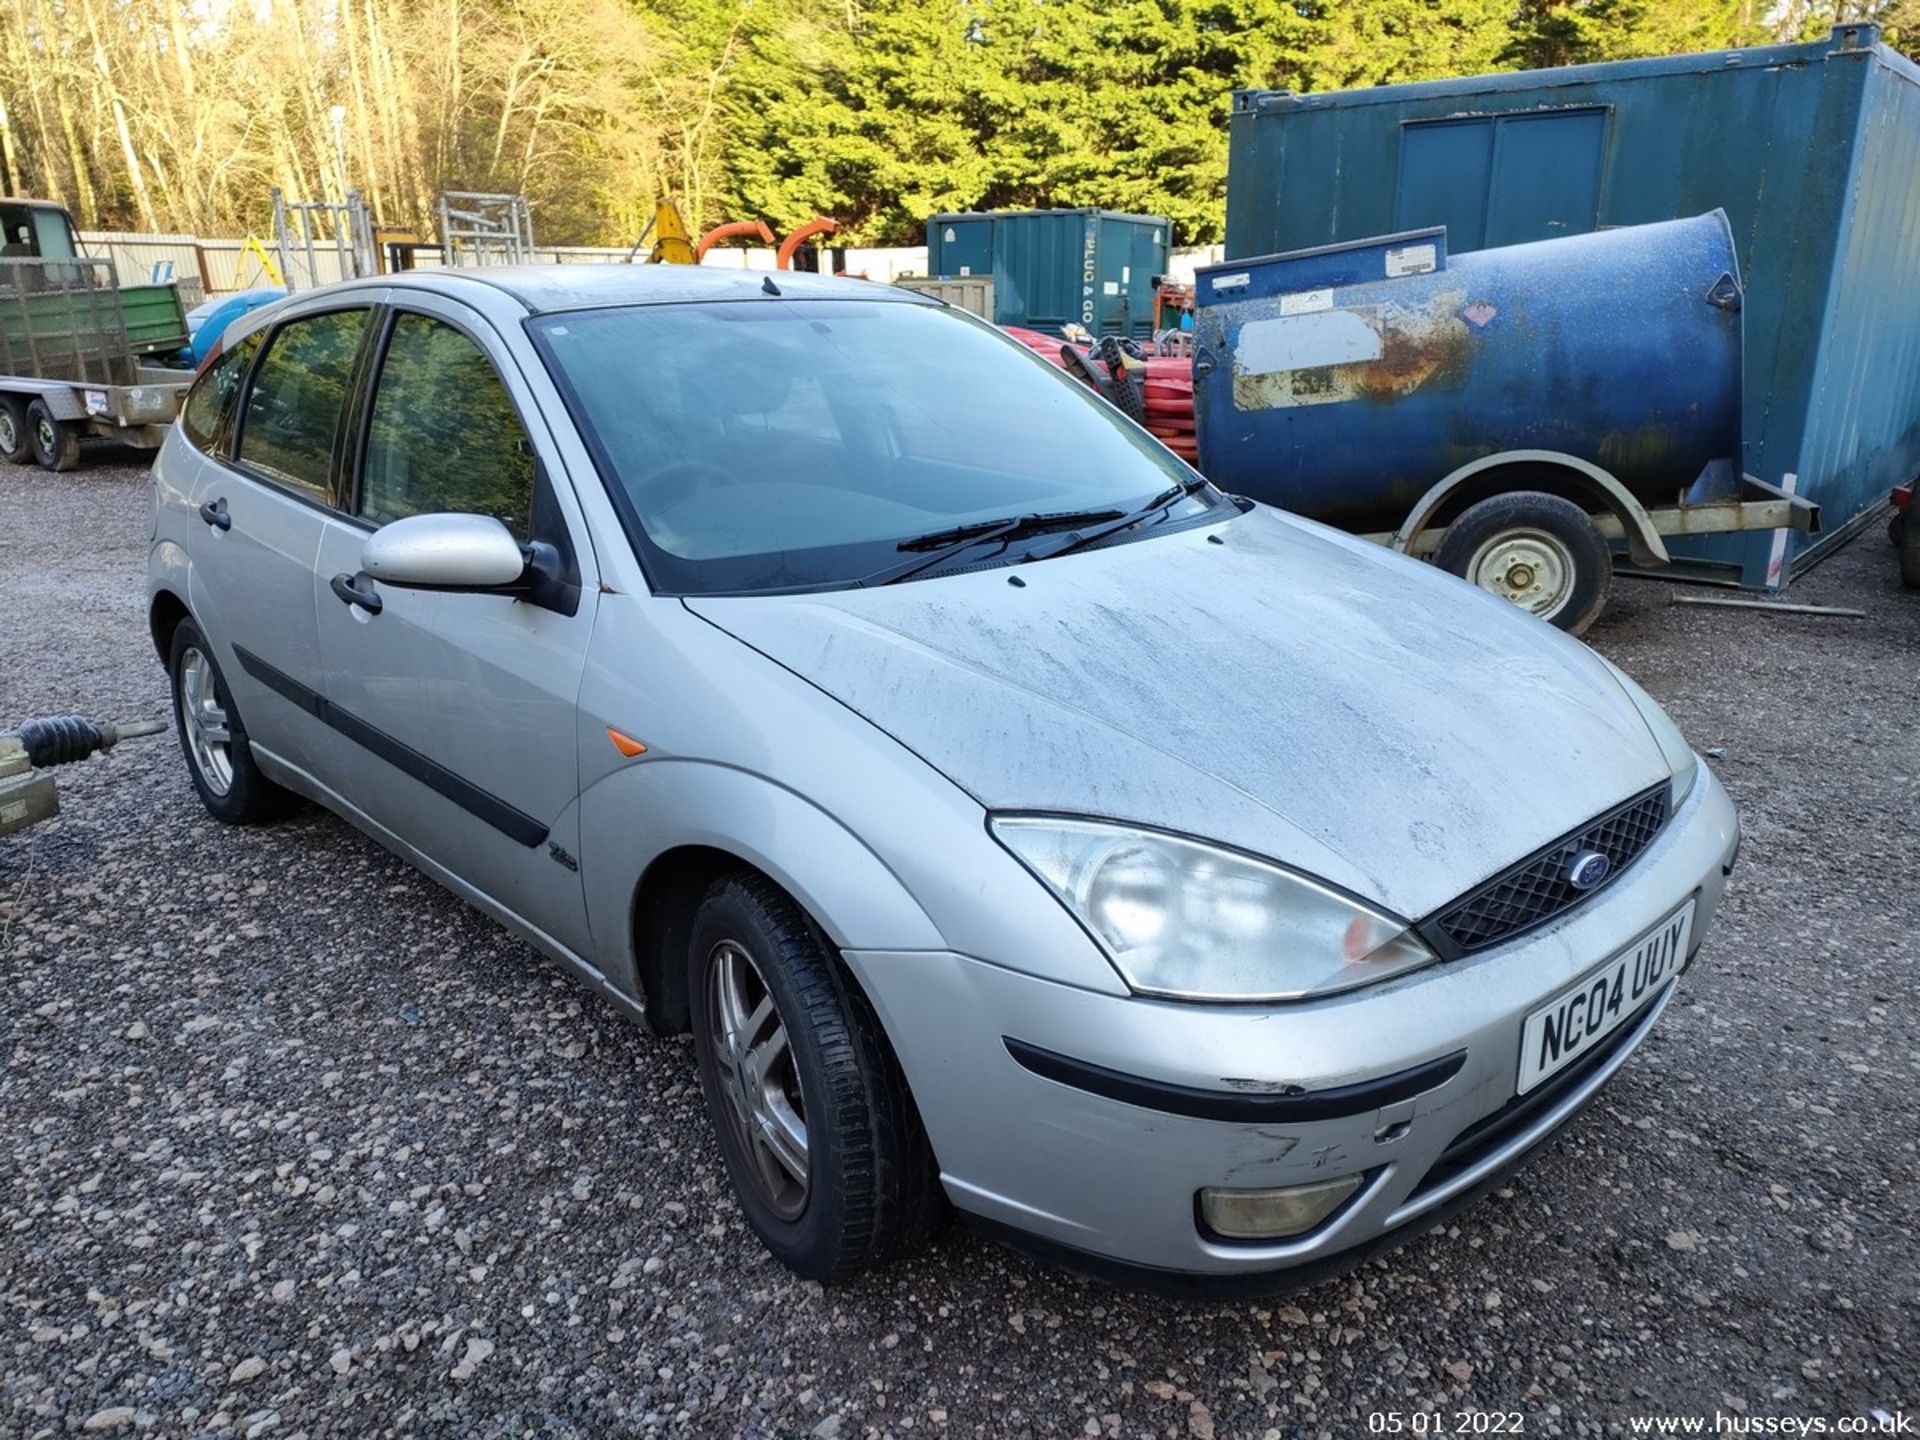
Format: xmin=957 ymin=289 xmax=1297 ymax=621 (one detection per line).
xmin=1221 ymin=22 xmax=1920 ymax=591
xmin=927 ymin=208 xmax=1171 ymax=340
xmin=1185 ymin=214 xmax=1817 ymax=633
xmin=0 ymin=200 xmax=192 ymax=469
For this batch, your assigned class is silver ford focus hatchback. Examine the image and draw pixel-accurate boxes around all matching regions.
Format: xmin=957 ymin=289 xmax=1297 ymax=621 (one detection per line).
xmin=147 ymin=266 xmax=1740 ymax=1292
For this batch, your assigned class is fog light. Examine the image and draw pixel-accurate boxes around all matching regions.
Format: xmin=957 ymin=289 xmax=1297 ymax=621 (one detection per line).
xmin=1199 ymin=1175 xmax=1364 ymax=1240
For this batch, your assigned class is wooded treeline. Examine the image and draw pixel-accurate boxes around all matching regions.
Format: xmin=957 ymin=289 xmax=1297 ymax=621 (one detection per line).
xmin=1 ymin=0 xmax=1912 ymax=248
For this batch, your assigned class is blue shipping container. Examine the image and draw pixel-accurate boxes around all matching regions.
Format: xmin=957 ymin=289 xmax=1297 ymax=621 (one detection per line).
xmin=926 ymin=208 xmax=1171 ymax=340
xmin=1224 ymin=23 xmax=1920 ymax=588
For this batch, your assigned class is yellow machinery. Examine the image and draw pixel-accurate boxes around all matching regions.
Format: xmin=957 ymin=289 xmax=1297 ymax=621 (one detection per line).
xmin=627 ymin=200 xmax=697 ymax=265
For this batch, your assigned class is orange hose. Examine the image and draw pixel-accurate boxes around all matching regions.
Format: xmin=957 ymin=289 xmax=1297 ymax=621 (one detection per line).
xmin=694 ymin=219 xmax=775 ymax=261
xmin=775 ymin=217 xmax=839 ymax=270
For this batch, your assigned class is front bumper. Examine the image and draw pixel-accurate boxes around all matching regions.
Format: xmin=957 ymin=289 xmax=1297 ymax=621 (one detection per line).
xmin=844 ymin=766 xmax=1740 ymax=1283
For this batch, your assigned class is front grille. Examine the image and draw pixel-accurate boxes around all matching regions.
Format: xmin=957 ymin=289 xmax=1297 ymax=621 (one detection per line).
xmin=1422 ymin=784 xmax=1670 ymax=957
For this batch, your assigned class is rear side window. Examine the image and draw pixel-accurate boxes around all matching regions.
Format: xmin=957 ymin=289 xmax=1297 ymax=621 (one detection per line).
xmin=359 ymin=313 xmax=535 ymax=538
xmin=180 ymin=331 xmax=262 ymax=457
xmin=237 ymin=308 xmax=369 ymax=500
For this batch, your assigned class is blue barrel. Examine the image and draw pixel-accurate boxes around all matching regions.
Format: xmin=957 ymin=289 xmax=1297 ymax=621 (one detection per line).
xmin=1190 ymin=212 xmax=1744 ymax=531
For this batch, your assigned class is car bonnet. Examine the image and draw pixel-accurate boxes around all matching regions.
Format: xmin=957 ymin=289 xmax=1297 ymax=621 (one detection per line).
xmin=683 ymin=505 xmax=1670 ymax=922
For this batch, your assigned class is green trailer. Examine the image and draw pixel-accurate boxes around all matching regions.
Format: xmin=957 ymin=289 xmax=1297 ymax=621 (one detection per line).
xmin=0 ymin=198 xmax=193 ymax=470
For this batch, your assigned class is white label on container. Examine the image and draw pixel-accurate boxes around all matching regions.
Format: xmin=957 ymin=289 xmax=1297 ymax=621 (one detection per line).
xmin=1279 ymin=287 xmax=1334 ymax=316
xmin=944 ymin=227 xmax=957 ymax=243
xmin=1103 ymin=280 xmax=1119 ymax=296
xmin=1210 ymin=272 xmax=1251 ymax=293
xmin=1122 ymin=266 xmax=1131 ymax=284
xmin=1385 ymin=243 xmax=1438 ymax=278
xmin=958 ymin=265 xmax=971 ymax=277
xmin=1235 ymin=310 xmax=1381 ymax=376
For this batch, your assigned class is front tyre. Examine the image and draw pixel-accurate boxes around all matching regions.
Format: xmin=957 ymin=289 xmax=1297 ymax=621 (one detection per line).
xmin=688 ymin=873 xmax=942 ymax=1281
xmin=1435 ymin=490 xmax=1613 ymax=637
xmin=168 ymin=617 xmax=300 ymax=823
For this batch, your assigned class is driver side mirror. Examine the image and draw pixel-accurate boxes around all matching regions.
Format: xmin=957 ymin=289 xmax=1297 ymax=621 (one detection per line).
xmin=360 ymin=512 xmax=528 ymax=591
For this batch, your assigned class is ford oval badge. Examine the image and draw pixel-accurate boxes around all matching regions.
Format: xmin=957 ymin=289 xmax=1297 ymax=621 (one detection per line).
xmin=1567 ymin=850 xmax=1612 ymax=891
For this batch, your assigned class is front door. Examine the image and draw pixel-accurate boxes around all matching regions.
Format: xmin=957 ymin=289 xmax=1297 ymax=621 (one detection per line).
xmin=191 ymin=304 xmax=374 ymax=776
xmin=310 ymin=297 xmax=598 ymax=954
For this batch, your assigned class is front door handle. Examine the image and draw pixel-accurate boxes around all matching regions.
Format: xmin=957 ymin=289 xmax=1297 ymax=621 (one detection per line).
xmin=198 ymin=497 xmax=231 ymax=531
xmin=329 ymin=571 xmax=383 ymax=615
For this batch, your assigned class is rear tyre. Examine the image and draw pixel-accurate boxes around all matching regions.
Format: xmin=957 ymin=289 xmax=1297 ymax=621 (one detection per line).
xmin=1435 ymin=490 xmax=1613 ymax=637
xmin=687 ymin=872 xmax=943 ymax=1281
xmin=26 ymin=399 xmax=79 ymax=472
xmin=0 ymin=396 xmax=31 ymax=464
xmin=1901 ymin=505 xmax=1920 ymax=590
xmin=168 ymin=617 xmax=300 ymax=823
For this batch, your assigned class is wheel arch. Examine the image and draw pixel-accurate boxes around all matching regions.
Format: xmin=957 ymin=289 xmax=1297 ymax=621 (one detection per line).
xmin=581 ymin=761 xmax=946 ymax=1035
xmin=149 ymin=586 xmax=191 ymax=669
xmin=1390 ymin=450 xmax=1670 ymax=567
xmin=628 ymin=843 xmax=753 ymax=1036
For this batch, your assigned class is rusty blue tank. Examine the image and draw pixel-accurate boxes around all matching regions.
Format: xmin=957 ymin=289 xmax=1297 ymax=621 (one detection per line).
xmin=1190 ymin=212 xmax=1744 ymax=533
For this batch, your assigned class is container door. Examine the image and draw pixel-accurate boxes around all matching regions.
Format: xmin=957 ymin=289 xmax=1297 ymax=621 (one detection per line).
xmin=935 ymin=218 xmax=993 ymax=281
xmin=1485 ymin=109 xmax=1607 ymax=247
xmin=1396 ymin=120 xmax=1495 ymax=252
xmin=1397 ymin=109 xmax=1607 ymax=253
xmin=1127 ymin=221 xmax=1168 ymax=338
xmin=1087 ymin=216 xmax=1119 ymax=336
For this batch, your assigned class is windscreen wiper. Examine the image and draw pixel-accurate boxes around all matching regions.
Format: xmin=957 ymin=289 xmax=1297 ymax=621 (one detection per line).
xmin=1016 ymin=476 xmax=1212 ymax=565
xmin=857 ymin=507 xmax=1125 ymax=587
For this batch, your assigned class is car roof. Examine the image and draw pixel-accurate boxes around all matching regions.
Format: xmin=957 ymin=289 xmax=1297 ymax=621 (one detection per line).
xmin=377 ymin=263 xmax=934 ymax=316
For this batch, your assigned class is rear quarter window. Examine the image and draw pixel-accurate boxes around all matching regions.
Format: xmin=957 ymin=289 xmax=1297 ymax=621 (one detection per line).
xmin=180 ymin=331 xmax=262 ymax=457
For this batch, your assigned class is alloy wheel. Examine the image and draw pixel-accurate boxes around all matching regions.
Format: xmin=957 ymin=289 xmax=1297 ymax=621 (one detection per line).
xmin=178 ymin=646 xmax=235 ymax=796
xmin=705 ymin=938 xmax=810 ymax=1220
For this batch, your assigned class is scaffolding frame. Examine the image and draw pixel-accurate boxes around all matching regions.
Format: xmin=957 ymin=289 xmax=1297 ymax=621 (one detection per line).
xmin=436 ymin=191 xmax=535 ymax=267
xmin=272 ymin=188 xmax=377 ymax=291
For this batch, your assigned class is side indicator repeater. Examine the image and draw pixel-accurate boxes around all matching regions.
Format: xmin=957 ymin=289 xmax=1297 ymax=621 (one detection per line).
xmin=607 ymin=727 xmax=648 ymax=758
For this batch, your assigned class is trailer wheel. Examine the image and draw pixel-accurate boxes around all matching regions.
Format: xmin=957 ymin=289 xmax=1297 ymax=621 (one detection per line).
xmin=0 ymin=396 xmax=36 ymax=465
xmin=1436 ymin=490 xmax=1613 ymax=636
xmin=26 ymin=400 xmax=80 ymax=472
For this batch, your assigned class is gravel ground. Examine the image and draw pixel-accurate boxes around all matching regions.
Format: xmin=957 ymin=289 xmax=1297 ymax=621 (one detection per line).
xmin=2 ymin=454 xmax=1915 ymax=1439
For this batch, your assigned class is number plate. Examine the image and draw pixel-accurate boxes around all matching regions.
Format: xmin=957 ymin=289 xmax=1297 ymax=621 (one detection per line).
xmin=1518 ymin=899 xmax=1694 ymax=1094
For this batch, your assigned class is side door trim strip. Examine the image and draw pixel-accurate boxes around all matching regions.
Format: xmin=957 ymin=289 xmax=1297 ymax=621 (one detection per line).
xmin=230 ymin=643 xmax=549 ymax=848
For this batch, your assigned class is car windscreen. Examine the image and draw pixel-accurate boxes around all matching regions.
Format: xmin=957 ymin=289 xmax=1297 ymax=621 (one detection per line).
xmin=527 ymin=298 xmax=1215 ymax=595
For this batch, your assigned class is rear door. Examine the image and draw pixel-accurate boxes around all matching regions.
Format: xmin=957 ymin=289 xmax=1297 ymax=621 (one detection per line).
xmin=187 ymin=302 xmax=376 ymax=777
xmin=310 ymin=293 xmax=599 ymax=951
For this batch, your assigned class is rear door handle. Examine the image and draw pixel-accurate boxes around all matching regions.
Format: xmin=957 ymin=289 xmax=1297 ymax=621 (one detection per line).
xmin=198 ymin=497 xmax=231 ymax=531
xmin=329 ymin=571 xmax=383 ymax=615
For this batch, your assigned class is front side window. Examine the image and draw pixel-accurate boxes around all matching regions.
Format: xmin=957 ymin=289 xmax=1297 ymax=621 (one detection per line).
xmin=359 ymin=313 xmax=535 ymax=538
xmin=531 ymin=299 xmax=1214 ymax=595
xmin=236 ymin=308 xmax=369 ymax=500
xmin=180 ymin=331 xmax=262 ymax=456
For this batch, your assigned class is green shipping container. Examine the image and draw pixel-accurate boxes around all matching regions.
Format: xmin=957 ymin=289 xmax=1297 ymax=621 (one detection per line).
xmin=926 ymin=208 xmax=1171 ymax=340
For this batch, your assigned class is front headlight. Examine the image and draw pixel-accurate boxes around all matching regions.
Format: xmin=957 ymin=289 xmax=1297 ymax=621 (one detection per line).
xmin=990 ymin=817 xmax=1436 ymax=1002
xmin=1600 ymin=658 xmax=1699 ymax=806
